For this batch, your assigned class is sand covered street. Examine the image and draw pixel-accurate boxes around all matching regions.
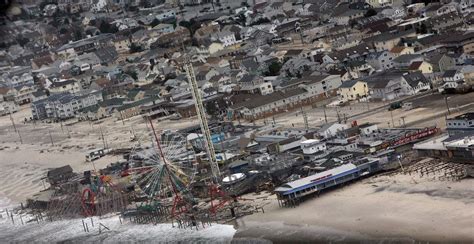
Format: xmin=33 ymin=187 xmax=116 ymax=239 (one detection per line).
xmin=0 ymin=105 xmax=199 ymax=204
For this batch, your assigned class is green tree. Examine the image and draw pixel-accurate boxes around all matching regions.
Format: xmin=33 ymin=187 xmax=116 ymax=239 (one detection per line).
xmin=99 ymin=20 xmax=118 ymax=33
xmin=150 ymin=18 xmax=160 ymax=28
xmin=125 ymin=70 xmax=138 ymax=80
xmin=179 ymin=19 xmax=201 ymax=36
xmin=129 ymin=42 xmax=143 ymax=53
xmin=364 ymin=8 xmax=377 ymax=17
xmin=264 ymin=61 xmax=282 ymax=76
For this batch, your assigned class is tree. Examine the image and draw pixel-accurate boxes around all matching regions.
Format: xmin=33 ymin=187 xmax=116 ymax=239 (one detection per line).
xmin=238 ymin=13 xmax=247 ymax=26
xmin=264 ymin=61 xmax=282 ymax=76
xmin=250 ymin=17 xmax=271 ymax=26
xmin=125 ymin=70 xmax=138 ymax=80
xmin=418 ymin=23 xmax=428 ymax=34
xmin=16 ymin=36 xmax=29 ymax=47
xmin=179 ymin=19 xmax=201 ymax=36
xmin=99 ymin=20 xmax=118 ymax=33
xmin=59 ymin=27 xmax=68 ymax=34
xmin=129 ymin=42 xmax=143 ymax=53
xmin=150 ymin=18 xmax=160 ymax=28
xmin=364 ymin=8 xmax=377 ymax=17
xmin=88 ymin=19 xmax=96 ymax=26
xmin=73 ymin=29 xmax=83 ymax=41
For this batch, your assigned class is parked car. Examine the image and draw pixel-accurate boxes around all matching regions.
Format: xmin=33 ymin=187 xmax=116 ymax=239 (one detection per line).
xmin=388 ymin=102 xmax=402 ymax=111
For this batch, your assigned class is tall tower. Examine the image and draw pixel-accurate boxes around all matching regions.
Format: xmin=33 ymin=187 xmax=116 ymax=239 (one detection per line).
xmin=184 ymin=61 xmax=221 ymax=183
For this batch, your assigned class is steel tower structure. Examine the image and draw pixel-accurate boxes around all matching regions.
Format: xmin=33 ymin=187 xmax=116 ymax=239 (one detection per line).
xmin=184 ymin=61 xmax=220 ymax=183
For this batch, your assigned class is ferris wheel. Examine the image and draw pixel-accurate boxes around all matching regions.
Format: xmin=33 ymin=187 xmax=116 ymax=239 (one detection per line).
xmin=126 ymin=119 xmax=199 ymax=217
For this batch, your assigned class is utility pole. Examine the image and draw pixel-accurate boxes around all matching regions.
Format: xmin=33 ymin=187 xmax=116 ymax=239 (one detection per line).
xmin=365 ymin=85 xmax=370 ymax=111
xmin=49 ymin=130 xmax=54 ymax=146
xmin=301 ymin=107 xmax=308 ymax=130
xmin=120 ymin=111 xmax=125 ymax=125
xmin=9 ymin=110 xmax=17 ymax=132
xmin=336 ymin=107 xmax=341 ymax=123
xmin=18 ymin=130 xmax=23 ymax=144
xmin=390 ymin=109 xmax=395 ymax=128
xmin=99 ymin=125 xmax=107 ymax=149
xmin=444 ymin=96 xmax=451 ymax=115
xmin=323 ymin=105 xmax=328 ymax=124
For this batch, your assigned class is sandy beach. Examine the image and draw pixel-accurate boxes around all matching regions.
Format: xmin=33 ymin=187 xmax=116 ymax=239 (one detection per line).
xmin=234 ymin=172 xmax=474 ymax=243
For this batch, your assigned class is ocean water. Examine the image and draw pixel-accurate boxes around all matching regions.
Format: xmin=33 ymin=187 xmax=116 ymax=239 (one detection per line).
xmin=0 ymin=196 xmax=236 ymax=243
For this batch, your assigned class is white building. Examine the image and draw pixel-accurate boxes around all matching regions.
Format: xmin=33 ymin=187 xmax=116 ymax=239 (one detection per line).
xmin=32 ymin=91 xmax=103 ymax=120
xmin=301 ymin=139 xmax=327 ymax=154
xmin=0 ymin=101 xmax=19 ymax=116
xmin=359 ymin=123 xmax=378 ymax=136
xmin=212 ymin=31 xmax=237 ymax=47
xmin=317 ymin=123 xmax=349 ymax=139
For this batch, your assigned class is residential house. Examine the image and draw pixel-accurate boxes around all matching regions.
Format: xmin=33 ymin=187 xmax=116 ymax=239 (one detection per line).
xmin=323 ymin=43 xmax=375 ymax=64
xmin=423 ymin=3 xmax=457 ymax=17
xmin=278 ymin=75 xmax=342 ymax=98
xmin=408 ymin=61 xmax=433 ymax=74
xmin=403 ymin=71 xmax=431 ymax=94
xmin=364 ymin=70 xmax=413 ymax=101
xmin=366 ymin=30 xmax=417 ymax=52
xmin=426 ymin=53 xmax=456 ymax=72
xmin=229 ymin=87 xmax=323 ymax=120
xmin=194 ymin=24 xmax=220 ymax=45
xmin=211 ymin=31 xmax=237 ymax=47
xmin=155 ymin=10 xmax=176 ymax=21
xmin=347 ymin=60 xmax=375 ymax=78
xmin=113 ymin=36 xmax=130 ymax=53
xmin=114 ymin=97 xmax=162 ymax=121
xmin=31 ymin=90 xmax=48 ymax=102
xmin=460 ymin=65 xmax=474 ymax=86
xmin=366 ymin=0 xmax=393 ymax=8
xmin=248 ymin=29 xmax=274 ymax=47
xmin=0 ymin=101 xmax=19 ymax=116
xmin=153 ymin=23 xmax=175 ymax=35
xmin=151 ymin=26 xmax=191 ymax=49
xmin=55 ymin=33 xmax=114 ymax=58
xmin=366 ymin=51 xmax=396 ymax=71
xmin=440 ymin=69 xmax=465 ymax=91
xmin=275 ymin=18 xmax=311 ymax=37
xmin=13 ymin=84 xmax=35 ymax=105
xmin=392 ymin=54 xmax=423 ymax=69
xmin=338 ymin=80 xmax=369 ymax=102
xmin=332 ymin=9 xmax=365 ymax=26
xmin=427 ymin=13 xmax=465 ymax=34
xmin=389 ymin=46 xmax=414 ymax=57
xmin=31 ymin=55 xmax=55 ymax=70
xmin=48 ymin=80 xmax=81 ymax=94
xmin=78 ymin=97 xmax=125 ymax=121
xmin=31 ymin=91 xmax=103 ymax=120
xmin=237 ymin=74 xmax=274 ymax=95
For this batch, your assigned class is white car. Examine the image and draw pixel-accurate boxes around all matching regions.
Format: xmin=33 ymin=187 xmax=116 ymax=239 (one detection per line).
xmin=327 ymin=100 xmax=344 ymax=107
